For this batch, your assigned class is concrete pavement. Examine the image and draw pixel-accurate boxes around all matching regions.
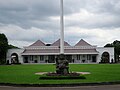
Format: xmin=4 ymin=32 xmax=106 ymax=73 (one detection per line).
xmin=0 ymin=85 xmax=120 ymax=90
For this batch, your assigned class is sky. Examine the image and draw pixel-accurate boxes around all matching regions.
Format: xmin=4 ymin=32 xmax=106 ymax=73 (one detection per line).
xmin=0 ymin=0 xmax=120 ymax=48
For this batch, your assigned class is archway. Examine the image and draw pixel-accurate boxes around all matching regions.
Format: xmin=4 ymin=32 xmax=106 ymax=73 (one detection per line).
xmin=11 ymin=53 xmax=19 ymax=64
xmin=101 ymin=52 xmax=110 ymax=63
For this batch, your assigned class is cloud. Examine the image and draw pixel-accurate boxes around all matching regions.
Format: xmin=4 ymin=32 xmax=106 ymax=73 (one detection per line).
xmin=0 ymin=24 xmax=54 ymax=47
xmin=65 ymin=8 xmax=120 ymax=29
xmin=0 ymin=0 xmax=120 ymax=29
xmin=0 ymin=0 xmax=120 ymax=47
xmin=65 ymin=26 xmax=120 ymax=46
xmin=0 ymin=0 xmax=60 ymax=29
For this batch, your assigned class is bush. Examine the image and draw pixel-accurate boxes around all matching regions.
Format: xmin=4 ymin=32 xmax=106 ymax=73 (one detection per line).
xmin=40 ymin=75 xmax=86 ymax=80
xmin=39 ymin=72 xmax=86 ymax=80
xmin=46 ymin=72 xmax=80 ymax=76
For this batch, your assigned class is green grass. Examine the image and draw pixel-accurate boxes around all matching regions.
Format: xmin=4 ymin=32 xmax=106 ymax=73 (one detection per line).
xmin=0 ymin=64 xmax=120 ymax=84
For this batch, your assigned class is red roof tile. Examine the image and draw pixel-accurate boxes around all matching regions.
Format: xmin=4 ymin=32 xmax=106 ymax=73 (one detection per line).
xmin=22 ymin=48 xmax=98 ymax=55
xmin=75 ymin=39 xmax=92 ymax=46
xmin=51 ymin=39 xmax=70 ymax=46
xmin=29 ymin=40 xmax=45 ymax=47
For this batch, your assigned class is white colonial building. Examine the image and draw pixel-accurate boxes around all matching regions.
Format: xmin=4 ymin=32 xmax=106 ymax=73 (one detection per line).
xmin=6 ymin=39 xmax=114 ymax=64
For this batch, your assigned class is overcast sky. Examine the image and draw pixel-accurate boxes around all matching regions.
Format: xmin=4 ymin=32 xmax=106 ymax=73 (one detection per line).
xmin=0 ymin=0 xmax=120 ymax=47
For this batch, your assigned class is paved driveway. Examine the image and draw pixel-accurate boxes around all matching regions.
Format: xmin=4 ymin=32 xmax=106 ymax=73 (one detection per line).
xmin=0 ymin=85 xmax=120 ymax=90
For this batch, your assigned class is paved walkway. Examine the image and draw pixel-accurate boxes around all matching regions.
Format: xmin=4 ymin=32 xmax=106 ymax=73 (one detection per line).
xmin=0 ymin=85 xmax=120 ymax=90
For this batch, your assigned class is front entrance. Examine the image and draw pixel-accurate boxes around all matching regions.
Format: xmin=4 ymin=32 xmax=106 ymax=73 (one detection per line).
xmin=11 ymin=53 xmax=19 ymax=64
xmin=101 ymin=52 xmax=110 ymax=63
xmin=23 ymin=56 xmax=28 ymax=63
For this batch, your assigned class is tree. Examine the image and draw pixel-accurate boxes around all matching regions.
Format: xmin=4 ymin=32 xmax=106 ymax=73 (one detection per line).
xmin=8 ymin=44 xmax=19 ymax=49
xmin=0 ymin=33 xmax=19 ymax=64
xmin=104 ymin=40 xmax=120 ymax=63
xmin=104 ymin=43 xmax=113 ymax=47
xmin=0 ymin=33 xmax=8 ymax=64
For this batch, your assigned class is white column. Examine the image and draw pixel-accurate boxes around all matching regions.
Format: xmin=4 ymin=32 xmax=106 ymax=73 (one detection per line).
xmin=60 ymin=0 xmax=64 ymax=54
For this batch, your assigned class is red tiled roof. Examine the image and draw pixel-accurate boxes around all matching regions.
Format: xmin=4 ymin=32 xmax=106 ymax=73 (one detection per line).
xmin=22 ymin=48 xmax=98 ymax=55
xmin=29 ymin=40 xmax=45 ymax=47
xmin=22 ymin=39 xmax=99 ymax=55
xmin=75 ymin=39 xmax=92 ymax=46
xmin=22 ymin=49 xmax=60 ymax=54
xmin=51 ymin=39 xmax=70 ymax=46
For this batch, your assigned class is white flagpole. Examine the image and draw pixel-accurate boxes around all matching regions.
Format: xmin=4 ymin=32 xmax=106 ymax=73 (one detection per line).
xmin=60 ymin=0 xmax=64 ymax=54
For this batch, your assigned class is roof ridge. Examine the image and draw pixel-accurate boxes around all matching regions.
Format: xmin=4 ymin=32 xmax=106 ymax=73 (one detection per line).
xmin=75 ymin=39 xmax=92 ymax=46
xmin=29 ymin=40 xmax=45 ymax=47
xmin=51 ymin=39 xmax=70 ymax=46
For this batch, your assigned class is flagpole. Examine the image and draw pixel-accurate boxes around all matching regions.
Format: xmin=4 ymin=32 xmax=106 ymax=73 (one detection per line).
xmin=60 ymin=0 xmax=64 ymax=54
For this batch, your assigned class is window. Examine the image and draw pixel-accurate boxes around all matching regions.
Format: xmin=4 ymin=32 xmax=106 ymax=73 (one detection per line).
xmin=83 ymin=55 xmax=85 ymax=58
xmin=39 ymin=55 xmax=44 ymax=61
xmin=30 ymin=55 xmax=33 ymax=61
xmin=77 ymin=55 xmax=81 ymax=60
xmin=87 ymin=55 xmax=91 ymax=60
xmin=34 ymin=56 xmax=37 ymax=59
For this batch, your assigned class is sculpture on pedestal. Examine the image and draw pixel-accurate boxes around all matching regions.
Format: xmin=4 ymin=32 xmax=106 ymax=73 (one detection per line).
xmin=56 ymin=54 xmax=69 ymax=75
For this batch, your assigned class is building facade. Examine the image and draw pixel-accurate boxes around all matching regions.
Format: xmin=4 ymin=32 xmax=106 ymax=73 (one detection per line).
xmin=6 ymin=39 xmax=114 ymax=64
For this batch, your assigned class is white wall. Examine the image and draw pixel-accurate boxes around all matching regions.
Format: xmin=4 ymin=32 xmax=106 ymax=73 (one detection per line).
xmin=6 ymin=49 xmax=24 ymax=64
xmin=6 ymin=47 xmax=114 ymax=64
xmin=96 ymin=47 xmax=114 ymax=63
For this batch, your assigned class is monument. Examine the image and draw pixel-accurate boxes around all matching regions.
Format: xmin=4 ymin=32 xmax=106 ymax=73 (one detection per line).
xmin=55 ymin=0 xmax=69 ymax=75
xmin=46 ymin=0 xmax=79 ymax=77
xmin=56 ymin=54 xmax=69 ymax=75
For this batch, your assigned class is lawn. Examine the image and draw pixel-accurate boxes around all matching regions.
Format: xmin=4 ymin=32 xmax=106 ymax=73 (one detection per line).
xmin=0 ymin=64 xmax=120 ymax=84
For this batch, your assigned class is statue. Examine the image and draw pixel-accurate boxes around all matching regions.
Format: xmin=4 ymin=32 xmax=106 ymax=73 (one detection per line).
xmin=56 ymin=54 xmax=69 ymax=75
xmin=46 ymin=55 xmax=80 ymax=77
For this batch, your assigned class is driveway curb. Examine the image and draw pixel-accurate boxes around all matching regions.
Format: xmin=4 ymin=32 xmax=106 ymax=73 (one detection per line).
xmin=0 ymin=81 xmax=120 ymax=87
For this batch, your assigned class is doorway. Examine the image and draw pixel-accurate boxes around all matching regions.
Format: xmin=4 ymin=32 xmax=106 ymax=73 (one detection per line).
xmin=11 ymin=53 xmax=19 ymax=64
xmin=92 ymin=56 xmax=96 ymax=62
xmin=101 ymin=52 xmax=110 ymax=63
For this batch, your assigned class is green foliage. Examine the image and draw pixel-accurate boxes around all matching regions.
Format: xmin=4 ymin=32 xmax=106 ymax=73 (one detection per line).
xmin=104 ymin=40 xmax=120 ymax=62
xmin=0 ymin=64 xmax=120 ymax=84
xmin=40 ymin=75 xmax=86 ymax=80
xmin=0 ymin=33 xmax=19 ymax=64
xmin=8 ymin=44 xmax=19 ymax=49
xmin=0 ymin=33 xmax=8 ymax=64
xmin=104 ymin=44 xmax=113 ymax=47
